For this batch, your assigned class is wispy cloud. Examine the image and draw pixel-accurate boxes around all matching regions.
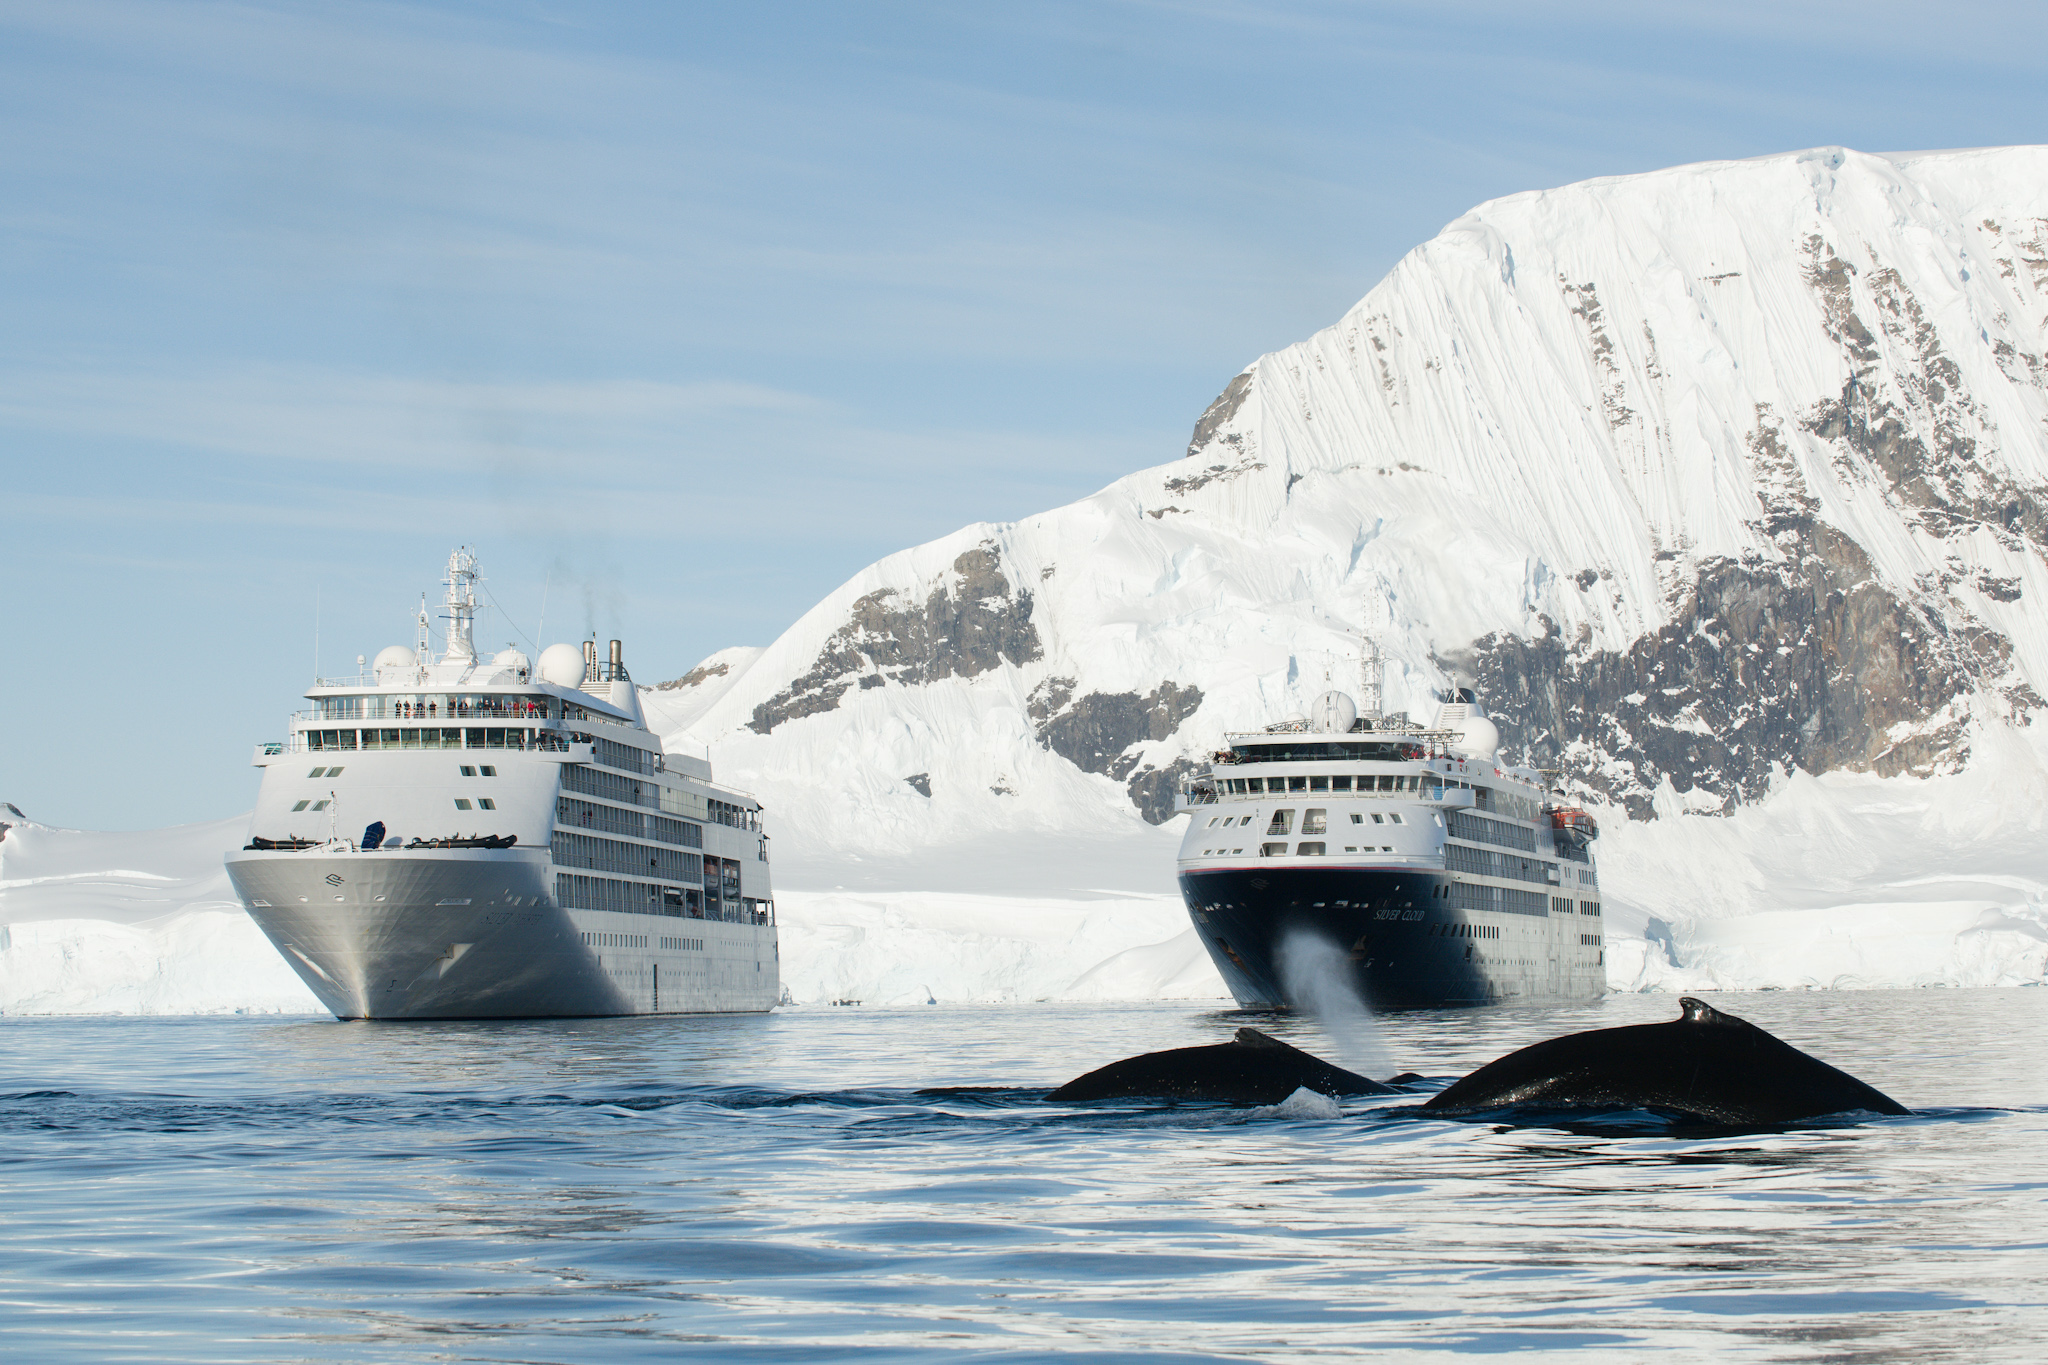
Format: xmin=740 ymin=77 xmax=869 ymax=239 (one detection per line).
xmin=0 ymin=368 xmax=820 ymax=470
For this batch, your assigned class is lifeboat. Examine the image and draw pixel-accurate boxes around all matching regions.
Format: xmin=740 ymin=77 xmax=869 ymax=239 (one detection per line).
xmin=1547 ymin=806 xmax=1599 ymax=842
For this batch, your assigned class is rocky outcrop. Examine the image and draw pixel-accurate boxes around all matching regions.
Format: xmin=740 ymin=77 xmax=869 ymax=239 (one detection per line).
xmin=1465 ymin=211 xmax=2048 ymax=818
xmin=1029 ymin=678 xmax=1206 ymax=822
xmin=656 ymin=660 xmax=729 ymax=691
xmin=1475 ymin=421 xmax=2037 ymax=817
xmin=749 ymin=544 xmax=1044 ymax=734
xmin=1186 ymin=370 xmax=1253 ymax=458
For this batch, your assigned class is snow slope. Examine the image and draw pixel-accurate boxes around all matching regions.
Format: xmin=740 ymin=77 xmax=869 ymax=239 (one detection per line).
xmin=0 ymin=811 xmax=320 ymax=1014
xmin=1597 ymin=718 xmax=2048 ymax=992
xmin=652 ymin=145 xmax=2048 ymax=861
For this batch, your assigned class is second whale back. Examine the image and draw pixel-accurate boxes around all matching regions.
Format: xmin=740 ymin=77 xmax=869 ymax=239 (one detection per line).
xmin=1423 ymin=997 xmax=1908 ymax=1124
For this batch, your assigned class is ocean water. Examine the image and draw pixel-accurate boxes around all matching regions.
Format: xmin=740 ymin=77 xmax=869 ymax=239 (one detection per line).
xmin=1 ymin=989 xmax=2043 ymax=1362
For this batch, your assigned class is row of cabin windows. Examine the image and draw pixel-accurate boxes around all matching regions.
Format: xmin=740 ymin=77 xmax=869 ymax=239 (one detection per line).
xmin=315 ymin=695 xmax=617 ymax=726
xmin=1433 ymin=923 xmax=1499 ymax=939
xmin=555 ymin=872 xmax=771 ymax=925
xmin=1211 ymin=773 xmax=1542 ymax=822
xmin=1206 ymin=808 xmax=1408 ymax=837
xmin=293 ymin=795 xmax=498 ymax=813
xmin=304 ymin=764 xmax=495 ymax=781
xmin=557 ymin=797 xmax=703 ymax=848
xmin=1552 ymin=897 xmax=1603 ymax=916
xmin=552 ymin=831 xmax=702 ymax=881
xmin=1200 ymin=840 xmax=1401 ymax=855
xmin=307 ymin=727 xmax=566 ymax=752
xmin=708 ymin=798 xmax=758 ymax=830
xmin=1221 ymin=774 xmax=1422 ymax=795
xmin=316 ymin=694 xmax=552 ymax=720
xmin=1250 ymin=841 xmax=1404 ymax=857
xmin=577 ymin=932 xmax=715 ymax=951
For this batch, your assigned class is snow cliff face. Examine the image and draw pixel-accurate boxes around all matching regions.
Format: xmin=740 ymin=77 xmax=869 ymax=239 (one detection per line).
xmin=653 ymin=146 xmax=2048 ymax=861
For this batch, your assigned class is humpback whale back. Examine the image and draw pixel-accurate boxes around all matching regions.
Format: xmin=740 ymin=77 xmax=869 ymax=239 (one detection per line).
xmin=1422 ymin=997 xmax=1909 ymax=1124
xmin=1047 ymin=1027 xmax=1398 ymax=1104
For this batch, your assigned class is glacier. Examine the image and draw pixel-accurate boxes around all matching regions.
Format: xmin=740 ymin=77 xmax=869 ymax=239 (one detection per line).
xmin=12 ymin=145 xmax=2048 ymax=1012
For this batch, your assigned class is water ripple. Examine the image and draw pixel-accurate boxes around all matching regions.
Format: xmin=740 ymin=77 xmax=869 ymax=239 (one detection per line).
xmin=1 ymin=992 xmax=2044 ymax=1361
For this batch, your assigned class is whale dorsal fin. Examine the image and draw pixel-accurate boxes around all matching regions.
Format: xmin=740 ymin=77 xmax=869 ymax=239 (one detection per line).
xmin=1678 ymin=996 xmax=1739 ymax=1025
xmin=1234 ymin=1027 xmax=1288 ymax=1049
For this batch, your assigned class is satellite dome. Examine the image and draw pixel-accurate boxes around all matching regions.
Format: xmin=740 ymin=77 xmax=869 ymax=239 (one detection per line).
xmin=1309 ymin=690 xmax=1358 ymax=733
xmin=537 ymin=642 xmax=585 ymax=687
xmin=492 ymin=647 xmax=530 ymax=671
xmin=372 ymin=645 xmax=415 ymax=675
xmin=1448 ymin=715 xmax=1501 ymax=762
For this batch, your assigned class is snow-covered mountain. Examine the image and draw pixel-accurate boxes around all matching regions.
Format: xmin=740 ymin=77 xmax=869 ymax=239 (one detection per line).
xmin=652 ymin=146 xmax=2048 ymax=864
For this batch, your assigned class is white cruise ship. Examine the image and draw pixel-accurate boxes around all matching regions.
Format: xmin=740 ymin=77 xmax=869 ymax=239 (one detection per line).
xmin=1174 ymin=660 xmax=1603 ymax=1010
xmin=225 ymin=549 xmax=779 ymax=1020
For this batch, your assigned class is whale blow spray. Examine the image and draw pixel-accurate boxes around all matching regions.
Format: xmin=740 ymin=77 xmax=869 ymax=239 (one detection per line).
xmin=1276 ymin=928 xmax=1390 ymax=1078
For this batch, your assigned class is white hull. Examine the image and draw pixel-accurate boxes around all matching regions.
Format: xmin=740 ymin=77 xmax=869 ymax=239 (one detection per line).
xmin=228 ymin=849 xmax=779 ymax=1019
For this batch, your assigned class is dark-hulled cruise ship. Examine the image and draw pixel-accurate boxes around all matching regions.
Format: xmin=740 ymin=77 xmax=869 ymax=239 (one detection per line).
xmin=1174 ymin=669 xmax=1603 ymax=1010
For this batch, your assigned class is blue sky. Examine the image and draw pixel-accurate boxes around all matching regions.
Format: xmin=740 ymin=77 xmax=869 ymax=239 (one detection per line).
xmin=6 ymin=0 xmax=2048 ymax=829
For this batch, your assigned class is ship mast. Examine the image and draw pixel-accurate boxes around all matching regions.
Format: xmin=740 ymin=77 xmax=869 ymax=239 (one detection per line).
xmin=443 ymin=547 xmax=479 ymax=662
xmin=1359 ymin=603 xmax=1384 ymax=721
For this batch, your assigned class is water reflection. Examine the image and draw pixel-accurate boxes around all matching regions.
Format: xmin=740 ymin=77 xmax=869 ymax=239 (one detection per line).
xmin=1 ymin=989 xmax=2043 ymax=1360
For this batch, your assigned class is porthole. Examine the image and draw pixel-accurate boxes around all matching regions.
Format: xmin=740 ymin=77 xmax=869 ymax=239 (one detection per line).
xmin=292 ymin=800 xmax=311 ymax=812
xmin=478 ymin=798 xmax=496 ymax=810
xmin=308 ymin=767 xmax=326 ymax=778
xmin=454 ymin=798 xmax=473 ymax=810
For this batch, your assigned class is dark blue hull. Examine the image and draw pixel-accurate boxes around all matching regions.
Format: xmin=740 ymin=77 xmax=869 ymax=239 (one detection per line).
xmin=1177 ymin=865 xmax=1604 ymax=1011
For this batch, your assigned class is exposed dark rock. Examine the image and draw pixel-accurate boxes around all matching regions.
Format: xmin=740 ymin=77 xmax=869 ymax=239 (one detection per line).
xmin=749 ymin=544 xmax=1044 ymax=734
xmin=1122 ymin=757 xmax=1206 ymax=825
xmin=1976 ymin=570 xmax=2023 ymax=603
xmin=1163 ymin=461 xmax=1265 ymax=497
xmin=1187 ymin=370 xmax=1253 ymax=457
xmin=905 ymin=773 xmax=931 ymax=798
xmin=1560 ymin=276 xmax=1635 ymax=429
xmin=1468 ymin=240 xmax=2048 ymax=817
xmin=656 ymin=660 xmax=730 ymax=691
xmin=1030 ymin=680 xmax=1206 ymax=823
xmin=1799 ymin=239 xmax=2048 ymax=547
xmin=1470 ymin=515 xmax=2030 ymax=819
